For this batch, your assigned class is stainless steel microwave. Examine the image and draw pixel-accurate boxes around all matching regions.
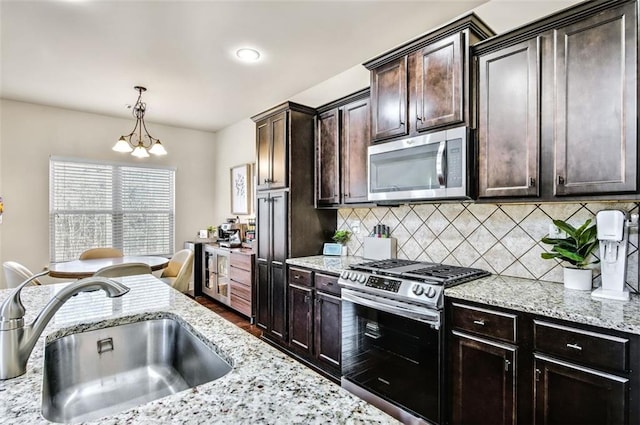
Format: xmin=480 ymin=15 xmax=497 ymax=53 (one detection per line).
xmin=368 ymin=126 xmax=469 ymax=202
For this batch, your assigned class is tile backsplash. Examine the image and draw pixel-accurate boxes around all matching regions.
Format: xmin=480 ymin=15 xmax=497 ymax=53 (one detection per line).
xmin=337 ymin=201 xmax=639 ymax=289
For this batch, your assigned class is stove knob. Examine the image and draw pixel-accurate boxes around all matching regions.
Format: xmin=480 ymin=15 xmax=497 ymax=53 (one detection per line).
xmin=340 ymin=271 xmax=349 ymax=280
xmin=425 ymin=287 xmax=437 ymax=298
xmin=412 ymin=284 xmax=424 ymax=296
xmin=357 ymin=274 xmax=366 ymax=283
xmin=349 ymin=272 xmax=358 ymax=281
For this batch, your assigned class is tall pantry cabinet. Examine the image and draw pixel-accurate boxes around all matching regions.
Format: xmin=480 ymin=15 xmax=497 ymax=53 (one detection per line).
xmin=251 ymin=102 xmax=336 ymax=345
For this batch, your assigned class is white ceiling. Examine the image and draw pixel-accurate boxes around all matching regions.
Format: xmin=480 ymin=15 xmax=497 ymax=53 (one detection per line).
xmin=1 ymin=0 xmax=578 ymax=133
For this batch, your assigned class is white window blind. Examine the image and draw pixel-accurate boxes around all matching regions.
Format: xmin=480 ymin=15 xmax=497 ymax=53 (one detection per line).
xmin=50 ymin=157 xmax=175 ymax=262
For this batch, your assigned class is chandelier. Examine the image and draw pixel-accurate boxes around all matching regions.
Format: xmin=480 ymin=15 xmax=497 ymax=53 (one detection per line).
xmin=112 ymin=86 xmax=167 ymax=158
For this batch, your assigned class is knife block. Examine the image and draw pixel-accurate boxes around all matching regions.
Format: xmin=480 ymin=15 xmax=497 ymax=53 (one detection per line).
xmin=363 ymin=237 xmax=397 ymax=260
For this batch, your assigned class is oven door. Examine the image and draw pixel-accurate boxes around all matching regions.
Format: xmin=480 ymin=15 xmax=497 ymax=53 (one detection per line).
xmin=341 ymin=288 xmax=442 ymax=424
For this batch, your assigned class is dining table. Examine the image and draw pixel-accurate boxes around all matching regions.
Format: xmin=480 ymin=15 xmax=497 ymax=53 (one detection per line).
xmin=48 ymin=255 xmax=170 ymax=279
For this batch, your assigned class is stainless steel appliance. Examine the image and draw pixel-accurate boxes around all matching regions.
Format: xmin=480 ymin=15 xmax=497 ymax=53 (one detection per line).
xmin=339 ymin=259 xmax=490 ymax=424
xmin=368 ymin=126 xmax=470 ymax=202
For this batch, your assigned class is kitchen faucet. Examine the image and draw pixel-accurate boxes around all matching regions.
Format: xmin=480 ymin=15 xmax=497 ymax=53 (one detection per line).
xmin=0 ymin=272 xmax=130 ymax=379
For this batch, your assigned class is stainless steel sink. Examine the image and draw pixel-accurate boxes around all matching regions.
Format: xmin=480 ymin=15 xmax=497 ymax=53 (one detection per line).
xmin=41 ymin=318 xmax=232 ymax=423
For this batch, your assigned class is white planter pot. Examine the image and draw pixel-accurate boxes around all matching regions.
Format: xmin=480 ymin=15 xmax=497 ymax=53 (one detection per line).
xmin=563 ymin=267 xmax=592 ymax=291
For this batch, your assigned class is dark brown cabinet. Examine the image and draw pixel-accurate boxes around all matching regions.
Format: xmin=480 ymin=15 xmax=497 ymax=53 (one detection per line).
xmin=451 ymin=331 xmax=516 ymax=425
xmin=448 ymin=297 xmax=640 ymax=425
xmin=255 ymin=190 xmax=288 ymax=341
xmin=315 ymin=89 xmax=371 ymax=207
xmin=252 ymin=102 xmax=336 ymax=347
xmin=477 ymin=38 xmax=540 ymax=198
xmin=448 ymin=302 xmax=519 ymax=425
xmin=256 ymin=111 xmax=287 ymax=191
xmin=553 ymin=0 xmax=637 ymax=196
xmin=474 ymin=0 xmax=638 ymax=200
xmin=364 ymin=13 xmax=493 ymax=143
xmin=287 ymin=266 xmax=341 ymax=379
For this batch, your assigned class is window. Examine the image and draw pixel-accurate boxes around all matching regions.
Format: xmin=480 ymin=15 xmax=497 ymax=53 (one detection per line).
xmin=50 ymin=157 xmax=175 ymax=262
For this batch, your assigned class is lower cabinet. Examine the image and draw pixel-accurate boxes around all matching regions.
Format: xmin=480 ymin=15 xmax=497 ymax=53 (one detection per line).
xmin=447 ymin=299 xmax=640 ymax=425
xmin=450 ymin=331 xmax=516 ymax=425
xmin=287 ymin=266 xmax=341 ymax=379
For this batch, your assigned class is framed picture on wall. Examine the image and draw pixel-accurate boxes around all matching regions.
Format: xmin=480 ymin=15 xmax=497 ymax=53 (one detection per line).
xmin=230 ymin=163 xmax=252 ymax=215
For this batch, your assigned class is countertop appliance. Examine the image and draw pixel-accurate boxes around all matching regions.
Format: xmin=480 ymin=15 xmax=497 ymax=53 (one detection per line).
xmin=592 ymin=210 xmax=630 ymax=301
xmin=367 ymin=126 xmax=470 ymax=202
xmin=339 ymin=258 xmax=489 ymax=424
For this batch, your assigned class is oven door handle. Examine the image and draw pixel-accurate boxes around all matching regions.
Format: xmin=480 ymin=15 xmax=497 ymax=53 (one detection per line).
xmin=341 ymin=289 xmax=441 ymax=329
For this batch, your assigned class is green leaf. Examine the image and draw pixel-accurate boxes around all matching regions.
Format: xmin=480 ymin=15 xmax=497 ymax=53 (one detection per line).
xmin=541 ymin=252 xmax=562 ymax=260
xmin=553 ymin=219 xmax=577 ymax=237
xmin=554 ymin=246 xmax=585 ymax=263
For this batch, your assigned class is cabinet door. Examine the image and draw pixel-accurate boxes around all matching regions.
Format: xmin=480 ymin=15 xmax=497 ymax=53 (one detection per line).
xmin=450 ymin=331 xmax=516 ymax=425
xmin=256 ymin=192 xmax=270 ymax=263
xmin=478 ymin=38 xmax=540 ymax=198
xmin=534 ymin=355 xmax=628 ymax=425
xmin=371 ymin=56 xmax=408 ymax=141
xmin=289 ymin=284 xmax=313 ymax=353
xmin=270 ymin=111 xmax=288 ymax=190
xmin=271 ymin=191 xmax=288 ymax=264
xmin=255 ymin=260 xmax=270 ymax=331
xmin=256 ymin=118 xmax=271 ymax=191
xmin=314 ymin=291 xmax=341 ymax=368
xmin=412 ymin=32 xmax=463 ymax=131
xmin=316 ymin=109 xmax=340 ymax=206
xmin=270 ymin=263 xmax=287 ymax=341
xmin=554 ymin=2 xmax=637 ymax=195
xmin=342 ymin=98 xmax=371 ymax=204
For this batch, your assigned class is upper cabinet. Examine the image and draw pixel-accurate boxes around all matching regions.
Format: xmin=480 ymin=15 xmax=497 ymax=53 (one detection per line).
xmin=475 ymin=0 xmax=638 ymax=200
xmin=254 ymin=102 xmax=317 ymax=191
xmin=315 ymin=89 xmax=371 ymax=207
xmin=364 ymin=14 xmax=494 ymax=143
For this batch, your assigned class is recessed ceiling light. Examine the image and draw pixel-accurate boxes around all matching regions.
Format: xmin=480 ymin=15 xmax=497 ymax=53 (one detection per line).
xmin=236 ymin=48 xmax=261 ymax=62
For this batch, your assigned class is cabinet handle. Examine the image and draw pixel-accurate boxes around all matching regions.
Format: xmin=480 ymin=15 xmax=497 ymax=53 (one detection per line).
xmin=529 ymin=177 xmax=536 ymax=187
xmin=504 ymin=359 xmax=511 ymax=372
xmin=400 ymin=121 xmax=405 ymax=126
xmin=303 ymin=295 xmax=310 ymax=303
xmin=473 ymin=319 xmax=485 ymax=326
xmin=566 ymin=343 xmax=582 ymax=351
xmin=416 ymin=116 xmax=422 ymax=121
xmin=557 ymin=175 xmax=565 ymax=185
xmin=294 ymin=275 xmax=300 ymax=279
xmin=535 ymin=368 xmax=541 ymax=382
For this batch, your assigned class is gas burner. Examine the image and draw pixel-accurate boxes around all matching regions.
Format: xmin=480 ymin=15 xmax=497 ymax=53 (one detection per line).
xmin=353 ymin=259 xmax=420 ymax=270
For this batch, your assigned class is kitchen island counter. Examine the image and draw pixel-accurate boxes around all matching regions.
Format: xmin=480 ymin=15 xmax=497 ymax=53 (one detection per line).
xmin=0 ymin=274 xmax=397 ymax=424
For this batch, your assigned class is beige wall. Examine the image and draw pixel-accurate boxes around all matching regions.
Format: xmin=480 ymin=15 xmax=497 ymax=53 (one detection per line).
xmin=0 ymin=99 xmax=216 ymax=282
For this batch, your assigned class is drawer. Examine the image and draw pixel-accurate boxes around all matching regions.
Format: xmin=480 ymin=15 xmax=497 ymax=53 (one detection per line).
xmin=315 ymin=273 xmax=340 ymax=296
xmin=289 ymin=267 xmax=313 ymax=287
xmin=230 ymin=252 xmax=253 ymax=271
xmin=230 ymin=294 xmax=251 ymax=317
xmin=230 ymin=280 xmax=251 ymax=301
xmin=230 ymin=265 xmax=252 ymax=285
xmin=534 ymin=320 xmax=628 ymax=372
xmin=451 ymin=302 xmax=517 ymax=343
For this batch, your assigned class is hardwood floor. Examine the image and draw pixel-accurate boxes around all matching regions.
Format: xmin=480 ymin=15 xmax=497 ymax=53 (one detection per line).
xmin=194 ymin=295 xmax=262 ymax=338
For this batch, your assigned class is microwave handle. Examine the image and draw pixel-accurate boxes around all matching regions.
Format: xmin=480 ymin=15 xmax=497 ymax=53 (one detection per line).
xmin=436 ymin=141 xmax=446 ymax=187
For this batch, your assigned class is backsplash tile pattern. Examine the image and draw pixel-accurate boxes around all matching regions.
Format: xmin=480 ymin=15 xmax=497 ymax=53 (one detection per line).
xmin=338 ymin=202 xmax=639 ymax=289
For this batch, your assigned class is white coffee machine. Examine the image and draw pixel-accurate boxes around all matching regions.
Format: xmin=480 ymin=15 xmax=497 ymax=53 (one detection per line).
xmin=592 ymin=210 xmax=629 ymax=301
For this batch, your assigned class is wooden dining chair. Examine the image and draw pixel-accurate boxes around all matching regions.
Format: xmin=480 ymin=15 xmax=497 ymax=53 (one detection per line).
xmin=160 ymin=249 xmax=194 ymax=293
xmin=93 ymin=263 xmax=152 ymax=278
xmin=79 ymin=247 xmax=124 ymax=260
xmin=2 ymin=261 xmax=43 ymax=289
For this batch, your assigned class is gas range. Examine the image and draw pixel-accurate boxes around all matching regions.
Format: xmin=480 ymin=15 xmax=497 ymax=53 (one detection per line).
xmin=338 ymin=258 xmax=490 ymax=310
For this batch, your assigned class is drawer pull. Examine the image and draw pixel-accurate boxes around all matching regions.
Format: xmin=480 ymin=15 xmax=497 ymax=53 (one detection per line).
xmin=294 ymin=275 xmax=300 ymax=279
xmin=473 ymin=320 xmax=485 ymax=326
xmin=364 ymin=332 xmax=381 ymax=340
xmin=566 ymin=343 xmax=582 ymax=351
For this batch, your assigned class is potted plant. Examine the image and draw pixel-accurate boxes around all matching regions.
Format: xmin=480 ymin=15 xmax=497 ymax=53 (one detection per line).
xmin=540 ymin=218 xmax=599 ymax=291
xmin=332 ymin=229 xmax=352 ymax=256
xmin=207 ymin=225 xmax=217 ymax=239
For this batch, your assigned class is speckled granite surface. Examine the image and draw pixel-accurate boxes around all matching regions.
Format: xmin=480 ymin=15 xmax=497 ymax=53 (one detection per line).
xmin=0 ymin=274 xmax=398 ymax=424
xmin=286 ymin=255 xmax=367 ymax=275
xmin=445 ymin=275 xmax=640 ymax=335
xmin=289 ymin=255 xmax=640 ymax=335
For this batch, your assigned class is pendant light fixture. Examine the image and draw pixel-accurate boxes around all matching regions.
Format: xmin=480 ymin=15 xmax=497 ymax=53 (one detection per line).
xmin=113 ymin=86 xmax=167 ymax=158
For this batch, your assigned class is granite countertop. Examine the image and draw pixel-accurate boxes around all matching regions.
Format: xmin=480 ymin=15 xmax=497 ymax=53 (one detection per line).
xmin=0 ymin=274 xmax=397 ymax=424
xmin=286 ymin=255 xmax=367 ymax=275
xmin=445 ymin=274 xmax=640 ymax=335
xmin=288 ymin=255 xmax=640 ymax=335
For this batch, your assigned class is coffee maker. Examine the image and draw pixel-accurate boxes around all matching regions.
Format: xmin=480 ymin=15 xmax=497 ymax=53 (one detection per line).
xmin=592 ymin=210 xmax=630 ymax=301
xmin=218 ymin=218 xmax=247 ymax=247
